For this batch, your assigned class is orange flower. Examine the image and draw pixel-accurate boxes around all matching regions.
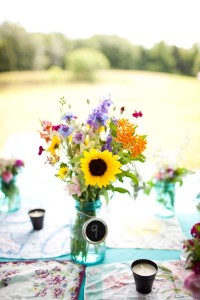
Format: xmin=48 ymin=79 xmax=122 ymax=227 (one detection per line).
xmin=115 ymin=118 xmax=146 ymax=158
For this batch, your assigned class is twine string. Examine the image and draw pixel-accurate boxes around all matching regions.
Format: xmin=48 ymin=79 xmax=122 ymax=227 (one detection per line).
xmin=76 ymin=210 xmax=96 ymax=218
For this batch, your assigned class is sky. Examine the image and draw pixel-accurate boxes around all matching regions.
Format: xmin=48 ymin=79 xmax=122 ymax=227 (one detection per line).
xmin=1 ymin=0 xmax=200 ymax=48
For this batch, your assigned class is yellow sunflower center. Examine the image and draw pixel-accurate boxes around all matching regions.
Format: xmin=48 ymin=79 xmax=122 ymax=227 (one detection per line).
xmin=89 ymin=158 xmax=107 ymax=176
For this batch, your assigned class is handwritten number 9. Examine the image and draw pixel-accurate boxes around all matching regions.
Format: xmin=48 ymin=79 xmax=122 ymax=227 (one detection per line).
xmin=91 ymin=224 xmax=98 ymax=238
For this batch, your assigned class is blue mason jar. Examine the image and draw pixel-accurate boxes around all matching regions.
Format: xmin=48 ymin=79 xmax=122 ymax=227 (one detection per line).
xmin=154 ymin=180 xmax=175 ymax=218
xmin=70 ymin=199 xmax=106 ymax=265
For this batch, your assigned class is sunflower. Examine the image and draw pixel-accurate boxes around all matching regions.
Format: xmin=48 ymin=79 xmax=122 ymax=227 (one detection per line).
xmin=80 ymin=148 xmax=122 ymax=188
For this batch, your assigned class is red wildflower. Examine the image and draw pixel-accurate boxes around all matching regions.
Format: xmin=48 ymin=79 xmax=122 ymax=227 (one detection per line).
xmin=191 ymin=223 xmax=200 ymax=239
xmin=38 ymin=146 xmax=45 ymax=156
xmin=52 ymin=125 xmax=61 ymax=131
xmin=132 ymin=110 xmax=143 ymax=118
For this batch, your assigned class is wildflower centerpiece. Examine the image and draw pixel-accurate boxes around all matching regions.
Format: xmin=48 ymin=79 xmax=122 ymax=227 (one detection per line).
xmin=145 ymin=163 xmax=190 ymax=218
xmin=183 ymin=222 xmax=200 ymax=299
xmin=0 ymin=158 xmax=24 ymax=212
xmin=38 ymin=96 xmax=147 ymax=265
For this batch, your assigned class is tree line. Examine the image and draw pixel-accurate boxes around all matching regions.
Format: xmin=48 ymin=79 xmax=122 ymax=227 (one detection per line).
xmin=0 ymin=21 xmax=200 ymax=77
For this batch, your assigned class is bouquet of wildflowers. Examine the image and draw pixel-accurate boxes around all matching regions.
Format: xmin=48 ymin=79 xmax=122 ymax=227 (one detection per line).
xmin=146 ymin=164 xmax=190 ymax=191
xmin=144 ymin=149 xmax=191 ymax=198
xmin=38 ymin=96 xmax=147 ymax=202
xmin=183 ymin=223 xmax=200 ymax=299
xmin=0 ymin=158 xmax=24 ymax=210
xmin=38 ymin=96 xmax=147 ymax=263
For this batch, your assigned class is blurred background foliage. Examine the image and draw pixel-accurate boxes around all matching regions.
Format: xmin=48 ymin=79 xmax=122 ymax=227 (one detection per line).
xmin=66 ymin=47 xmax=110 ymax=81
xmin=0 ymin=21 xmax=200 ymax=79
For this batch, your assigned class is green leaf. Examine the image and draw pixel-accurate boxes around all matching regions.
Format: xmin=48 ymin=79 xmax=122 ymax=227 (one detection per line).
xmin=113 ymin=187 xmax=131 ymax=195
xmin=70 ymin=154 xmax=83 ymax=163
xmin=144 ymin=181 xmax=155 ymax=195
xmin=121 ymin=170 xmax=139 ymax=184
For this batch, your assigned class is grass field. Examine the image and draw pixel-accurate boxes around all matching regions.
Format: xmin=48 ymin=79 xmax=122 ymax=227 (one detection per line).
xmin=0 ymin=69 xmax=200 ymax=169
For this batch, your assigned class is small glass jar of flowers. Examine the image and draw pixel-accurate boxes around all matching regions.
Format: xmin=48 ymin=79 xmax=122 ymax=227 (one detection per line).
xmin=0 ymin=158 xmax=24 ymax=213
xmin=183 ymin=222 xmax=200 ymax=299
xmin=38 ymin=96 xmax=147 ymax=264
xmin=145 ymin=162 xmax=190 ymax=218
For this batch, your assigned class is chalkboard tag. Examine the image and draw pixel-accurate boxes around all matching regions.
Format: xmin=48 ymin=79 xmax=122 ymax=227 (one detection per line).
xmin=82 ymin=217 xmax=108 ymax=244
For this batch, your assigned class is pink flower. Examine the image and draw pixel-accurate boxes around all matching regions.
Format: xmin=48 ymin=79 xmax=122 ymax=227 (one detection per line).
xmin=166 ymin=168 xmax=174 ymax=178
xmin=155 ymin=171 xmax=164 ymax=180
xmin=66 ymin=177 xmax=81 ymax=196
xmin=184 ymin=272 xmax=200 ymax=299
xmin=2 ymin=170 xmax=13 ymax=183
xmin=42 ymin=120 xmax=52 ymax=132
xmin=14 ymin=159 xmax=24 ymax=167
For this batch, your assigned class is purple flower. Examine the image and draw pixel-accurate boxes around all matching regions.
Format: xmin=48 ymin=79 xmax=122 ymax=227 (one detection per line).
xmin=102 ymin=135 xmax=112 ymax=151
xmin=40 ymin=288 xmax=47 ymax=297
xmin=99 ymin=98 xmax=112 ymax=113
xmin=62 ymin=112 xmax=76 ymax=122
xmin=53 ymin=288 xmax=65 ymax=298
xmin=58 ymin=124 xmax=73 ymax=137
xmin=48 ymin=275 xmax=65 ymax=285
xmin=86 ymin=98 xmax=112 ymax=129
xmin=35 ymin=269 xmax=49 ymax=278
xmin=73 ymin=132 xmax=85 ymax=144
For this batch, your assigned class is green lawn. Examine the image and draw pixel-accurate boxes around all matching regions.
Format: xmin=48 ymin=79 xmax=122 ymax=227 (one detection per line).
xmin=0 ymin=69 xmax=200 ymax=169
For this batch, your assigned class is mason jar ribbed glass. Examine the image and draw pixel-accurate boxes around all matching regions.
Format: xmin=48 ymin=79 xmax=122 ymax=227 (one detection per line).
xmin=70 ymin=199 xmax=106 ymax=265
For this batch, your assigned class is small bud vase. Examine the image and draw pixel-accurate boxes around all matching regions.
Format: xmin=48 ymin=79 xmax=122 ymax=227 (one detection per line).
xmin=69 ymin=199 xmax=106 ymax=265
xmin=0 ymin=176 xmax=21 ymax=213
xmin=154 ymin=180 xmax=175 ymax=218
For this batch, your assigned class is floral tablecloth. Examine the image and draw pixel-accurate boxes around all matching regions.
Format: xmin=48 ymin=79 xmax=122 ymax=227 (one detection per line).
xmin=0 ymin=260 xmax=85 ymax=300
xmin=84 ymin=260 xmax=192 ymax=300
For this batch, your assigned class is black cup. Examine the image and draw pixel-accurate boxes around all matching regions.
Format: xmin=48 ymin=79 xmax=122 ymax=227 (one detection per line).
xmin=28 ymin=208 xmax=45 ymax=230
xmin=131 ymin=259 xmax=158 ymax=294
